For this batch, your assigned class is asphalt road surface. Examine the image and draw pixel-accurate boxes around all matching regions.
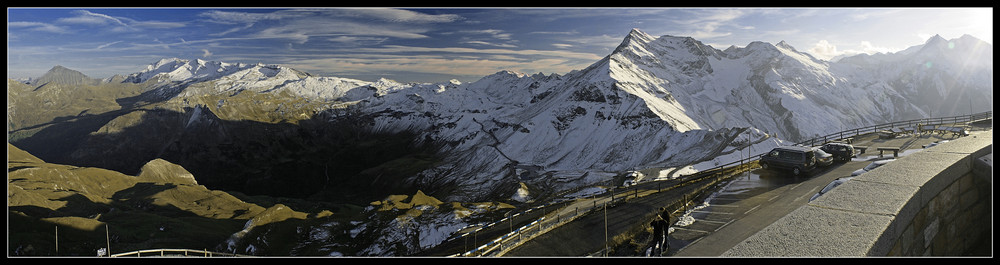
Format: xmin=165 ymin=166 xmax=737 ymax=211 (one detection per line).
xmin=424 ymin=126 xmax=981 ymax=257
xmin=673 ymin=132 xmax=970 ymax=256
xmin=671 ymin=161 xmax=865 ymax=256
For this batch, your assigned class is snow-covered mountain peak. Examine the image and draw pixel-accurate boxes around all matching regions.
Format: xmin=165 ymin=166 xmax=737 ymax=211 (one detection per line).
xmin=612 ymin=28 xmax=657 ymax=54
xmin=127 ymin=58 xmax=251 ymax=83
xmin=150 ymin=58 xmax=183 ymax=69
xmin=775 ymin=40 xmax=800 ymax=53
xmin=611 ymin=29 xmax=720 ymax=62
xmin=472 ymin=69 xmax=530 ymax=84
xmin=740 ymin=41 xmax=783 ymax=56
xmin=373 ymin=77 xmax=403 ymax=86
xmin=924 ymin=34 xmax=948 ymax=45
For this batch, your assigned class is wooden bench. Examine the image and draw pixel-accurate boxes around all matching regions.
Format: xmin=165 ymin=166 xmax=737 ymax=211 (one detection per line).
xmin=876 ymin=147 xmax=900 ymax=158
xmin=854 ymin=145 xmax=868 ymax=154
xmin=878 ymin=130 xmax=895 ymax=139
xmin=920 ymin=125 xmax=937 ymax=134
xmin=946 ymin=127 xmax=969 ymax=137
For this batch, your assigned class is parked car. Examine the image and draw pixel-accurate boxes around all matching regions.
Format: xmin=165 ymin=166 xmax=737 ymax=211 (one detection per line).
xmin=810 ymin=177 xmax=854 ymax=201
xmin=759 ymin=146 xmax=817 ymax=176
xmin=922 ymin=140 xmax=950 ymax=149
xmin=851 ymin=159 xmax=896 ymax=177
xmin=820 ymin=142 xmax=856 ymax=162
xmin=812 ymin=147 xmax=834 ymax=167
xmin=622 ymin=171 xmax=644 ymax=187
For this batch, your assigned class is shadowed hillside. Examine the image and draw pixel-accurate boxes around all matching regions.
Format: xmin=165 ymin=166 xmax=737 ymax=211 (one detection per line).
xmin=10 ymin=105 xmax=445 ymax=205
xmin=7 ymin=143 xmax=340 ymax=256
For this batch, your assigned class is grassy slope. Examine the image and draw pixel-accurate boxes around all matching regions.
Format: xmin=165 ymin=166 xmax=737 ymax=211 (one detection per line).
xmin=6 ymin=143 xmax=338 ymax=256
xmin=7 ymin=79 xmax=146 ymax=140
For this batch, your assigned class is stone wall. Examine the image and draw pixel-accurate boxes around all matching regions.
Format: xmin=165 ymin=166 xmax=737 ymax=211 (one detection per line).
xmin=887 ymin=168 xmax=991 ymax=255
xmin=722 ymin=130 xmax=992 ymax=257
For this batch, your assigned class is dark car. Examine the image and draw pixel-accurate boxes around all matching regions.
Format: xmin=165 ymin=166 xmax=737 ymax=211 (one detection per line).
xmin=810 ymin=177 xmax=854 ymax=201
xmin=812 ymin=147 xmax=834 ymax=167
xmin=759 ymin=146 xmax=817 ymax=176
xmin=851 ymin=159 xmax=895 ymax=177
xmin=922 ymin=140 xmax=950 ymax=149
xmin=820 ymin=142 xmax=856 ymax=162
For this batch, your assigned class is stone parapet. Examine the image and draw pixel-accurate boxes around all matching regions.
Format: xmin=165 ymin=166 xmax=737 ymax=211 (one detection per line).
xmin=723 ymin=131 xmax=992 ymax=257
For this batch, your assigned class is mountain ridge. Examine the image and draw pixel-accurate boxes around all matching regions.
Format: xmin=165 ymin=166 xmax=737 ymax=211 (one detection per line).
xmin=7 ymin=28 xmax=993 ymax=256
xmin=11 ymin=29 xmax=992 ymax=200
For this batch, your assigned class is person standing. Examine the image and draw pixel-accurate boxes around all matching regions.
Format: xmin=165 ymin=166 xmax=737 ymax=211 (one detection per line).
xmin=659 ymin=211 xmax=673 ymax=255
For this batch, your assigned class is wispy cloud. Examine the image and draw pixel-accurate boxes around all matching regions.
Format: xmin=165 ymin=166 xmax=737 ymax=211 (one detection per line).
xmin=130 ymin=20 xmax=186 ymax=29
xmin=459 ymin=29 xmax=513 ymax=40
xmin=283 ymin=54 xmax=589 ymax=81
xmin=669 ymin=9 xmax=750 ymax=40
xmin=55 ymin=10 xmax=185 ymax=33
xmin=199 ymin=10 xmax=285 ymax=24
xmin=96 ymin=41 xmax=122 ymax=49
xmin=199 ymin=9 xmax=463 ymax=44
xmin=463 ymin=41 xmax=518 ymax=48
xmin=57 ymin=10 xmax=129 ymax=26
xmin=808 ymin=39 xmax=896 ymax=60
xmin=243 ymin=42 xmax=605 ymax=81
xmin=350 ymin=45 xmax=603 ymax=61
xmin=8 ymin=21 xmax=68 ymax=34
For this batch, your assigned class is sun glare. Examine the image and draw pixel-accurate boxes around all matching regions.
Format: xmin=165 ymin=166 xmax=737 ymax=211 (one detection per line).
xmin=960 ymin=9 xmax=992 ymax=44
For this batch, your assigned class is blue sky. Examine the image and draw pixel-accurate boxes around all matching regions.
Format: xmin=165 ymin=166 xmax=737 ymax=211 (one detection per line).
xmin=7 ymin=7 xmax=993 ymax=83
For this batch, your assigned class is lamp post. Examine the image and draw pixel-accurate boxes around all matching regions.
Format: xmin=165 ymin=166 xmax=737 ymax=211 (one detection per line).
xmin=507 ymin=211 xmax=513 ymax=234
xmin=747 ymin=115 xmax=754 ymax=177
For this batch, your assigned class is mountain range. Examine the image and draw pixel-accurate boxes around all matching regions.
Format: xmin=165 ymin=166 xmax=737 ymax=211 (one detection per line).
xmin=7 ymin=28 xmax=992 ymax=256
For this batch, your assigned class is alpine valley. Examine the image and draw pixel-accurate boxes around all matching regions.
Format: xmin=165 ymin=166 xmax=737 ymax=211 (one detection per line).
xmin=7 ymin=29 xmax=992 ymax=256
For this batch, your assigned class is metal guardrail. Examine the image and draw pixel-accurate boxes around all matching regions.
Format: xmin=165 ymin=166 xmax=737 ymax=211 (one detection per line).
xmin=793 ymin=111 xmax=993 ymax=147
xmin=454 ymin=163 xmax=746 ymax=257
xmin=456 ymin=199 xmax=595 ymax=257
xmin=110 ymin=248 xmax=248 ymax=257
xmin=709 ymin=111 xmax=993 ymax=174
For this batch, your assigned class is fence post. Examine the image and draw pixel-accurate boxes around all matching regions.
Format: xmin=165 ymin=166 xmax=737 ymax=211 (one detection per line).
xmin=604 ymin=202 xmax=608 ymax=257
xmin=105 ymin=224 xmax=110 ymax=257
